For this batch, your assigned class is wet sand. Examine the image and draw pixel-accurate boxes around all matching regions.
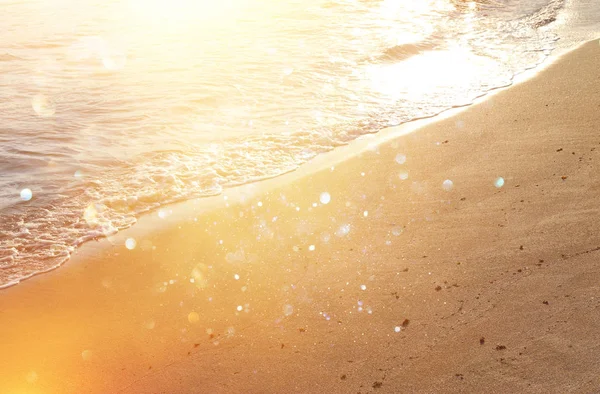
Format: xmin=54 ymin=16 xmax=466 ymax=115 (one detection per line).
xmin=1 ymin=39 xmax=600 ymax=393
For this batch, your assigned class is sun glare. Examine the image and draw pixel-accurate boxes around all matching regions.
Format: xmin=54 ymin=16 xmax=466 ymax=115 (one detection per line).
xmin=127 ymin=0 xmax=248 ymax=25
xmin=366 ymin=46 xmax=499 ymax=101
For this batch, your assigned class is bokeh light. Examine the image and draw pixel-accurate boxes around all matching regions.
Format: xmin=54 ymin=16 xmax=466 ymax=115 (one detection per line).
xmin=125 ymin=238 xmax=136 ymax=250
xmin=442 ymin=179 xmax=454 ymax=191
xmin=283 ymin=304 xmax=294 ymax=316
xmin=20 ymin=188 xmax=32 ymax=201
xmin=31 ymin=94 xmax=56 ymax=117
xmin=81 ymin=350 xmax=93 ymax=361
xmin=188 ymin=312 xmax=200 ymax=323
xmin=319 ymin=192 xmax=331 ymax=204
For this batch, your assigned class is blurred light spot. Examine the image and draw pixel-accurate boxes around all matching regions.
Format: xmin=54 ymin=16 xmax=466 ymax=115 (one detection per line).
xmin=320 ymin=192 xmax=331 ymax=204
xmin=494 ymin=177 xmax=505 ymax=188
xmin=336 ymin=224 xmax=351 ymax=237
xmin=74 ymin=170 xmax=84 ymax=179
xmin=20 ymin=188 xmax=32 ymax=201
xmin=392 ymin=227 xmax=403 ymax=236
xmin=236 ymin=305 xmax=243 ymax=312
xmin=225 ymin=249 xmax=245 ymax=263
xmin=234 ymin=274 xmax=240 ymax=280
xmin=395 ymin=154 xmax=407 ymax=164
xmin=361 ymin=172 xmax=365 ymax=177
xmin=360 ymin=284 xmax=367 ymax=291
xmin=158 ymin=210 xmax=167 ymax=219
xmin=442 ymin=179 xmax=454 ymax=191
xmin=32 ymin=94 xmax=56 ymax=117
xmin=125 ymin=238 xmax=136 ymax=250
xmin=363 ymin=211 xmax=368 ymax=217
xmin=257 ymin=201 xmax=263 ymax=207
xmin=308 ymin=245 xmax=315 ymax=251
xmin=188 ymin=312 xmax=200 ymax=323
xmin=395 ymin=326 xmax=401 ymax=333
xmin=191 ymin=263 xmax=209 ymax=288
xmin=283 ymin=304 xmax=294 ymax=316
xmin=81 ymin=350 xmax=93 ymax=361
xmin=102 ymin=48 xmax=127 ymax=71
xmin=399 ymin=172 xmax=409 ymax=180
xmin=101 ymin=277 xmax=112 ymax=288
xmin=26 ymin=371 xmax=38 ymax=384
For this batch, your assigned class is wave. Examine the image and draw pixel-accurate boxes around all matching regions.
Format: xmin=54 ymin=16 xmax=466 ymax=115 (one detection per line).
xmin=519 ymin=0 xmax=565 ymax=29
xmin=377 ymin=41 xmax=439 ymax=62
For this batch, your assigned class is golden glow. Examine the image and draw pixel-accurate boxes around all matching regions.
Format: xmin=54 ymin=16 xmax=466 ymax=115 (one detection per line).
xmin=376 ymin=0 xmax=449 ymax=46
xmin=126 ymin=0 xmax=250 ymax=26
xmin=366 ymin=46 xmax=498 ymax=101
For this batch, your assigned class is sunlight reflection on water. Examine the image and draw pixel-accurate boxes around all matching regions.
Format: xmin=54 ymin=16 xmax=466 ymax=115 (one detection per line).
xmin=0 ymin=0 xmax=584 ymax=286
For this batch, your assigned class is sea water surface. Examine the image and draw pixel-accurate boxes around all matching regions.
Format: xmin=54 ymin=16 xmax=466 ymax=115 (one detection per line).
xmin=1 ymin=0 xmax=599 ymax=287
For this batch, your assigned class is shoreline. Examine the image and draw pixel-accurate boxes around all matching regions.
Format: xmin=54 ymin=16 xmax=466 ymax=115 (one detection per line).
xmin=1 ymin=39 xmax=600 ymax=393
xmin=1 ymin=37 xmax=593 ymax=292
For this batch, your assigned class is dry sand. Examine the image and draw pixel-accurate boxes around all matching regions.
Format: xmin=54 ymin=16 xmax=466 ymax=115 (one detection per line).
xmin=1 ymin=39 xmax=600 ymax=393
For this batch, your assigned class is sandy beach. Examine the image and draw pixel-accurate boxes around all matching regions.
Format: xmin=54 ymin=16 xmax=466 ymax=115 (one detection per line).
xmin=2 ymin=39 xmax=600 ymax=393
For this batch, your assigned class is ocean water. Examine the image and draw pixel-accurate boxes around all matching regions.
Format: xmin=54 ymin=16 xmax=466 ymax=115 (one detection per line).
xmin=1 ymin=0 xmax=599 ymax=288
